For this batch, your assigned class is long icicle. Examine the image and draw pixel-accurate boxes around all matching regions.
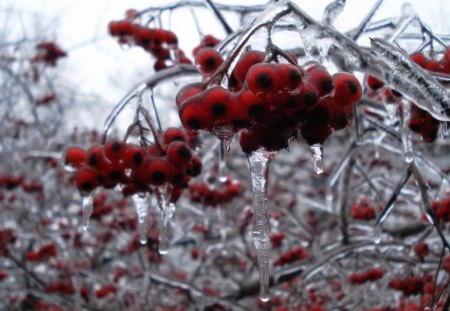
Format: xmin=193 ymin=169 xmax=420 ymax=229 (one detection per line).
xmin=248 ymin=149 xmax=274 ymax=302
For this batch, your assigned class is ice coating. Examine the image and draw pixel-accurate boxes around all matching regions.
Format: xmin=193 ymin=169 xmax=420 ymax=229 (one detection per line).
xmin=322 ymin=0 xmax=346 ymax=25
xmin=132 ymin=193 xmax=150 ymax=245
xmin=309 ymin=144 xmax=324 ymax=175
xmin=370 ymin=38 xmax=450 ymax=121
xmin=400 ymin=99 xmax=413 ymax=163
xmin=81 ymin=195 xmax=93 ymax=231
xmin=248 ymin=149 xmax=273 ymax=302
xmin=156 ymin=186 xmax=174 ymax=255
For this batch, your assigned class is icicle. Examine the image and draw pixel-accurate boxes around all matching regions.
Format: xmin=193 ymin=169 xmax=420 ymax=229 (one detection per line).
xmin=81 ymin=195 xmax=93 ymax=231
xmin=400 ymin=100 xmax=413 ymax=163
xmin=299 ymin=27 xmax=317 ymax=61
xmin=248 ymin=149 xmax=274 ymax=302
xmin=218 ymin=141 xmax=227 ymax=183
xmin=439 ymin=121 xmax=449 ymax=139
xmin=322 ymin=0 xmax=346 ymax=25
xmin=309 ymin=144 xmax=324 ymax=175
xmin=156 ymin=186 xmax=174 ymax=255
xmin=132 ymin=193 xmax=150 ymax=245
xmin=317 ymin=38 xmax=332 ymax=66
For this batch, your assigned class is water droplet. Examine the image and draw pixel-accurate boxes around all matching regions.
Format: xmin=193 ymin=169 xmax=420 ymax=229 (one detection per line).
xmin=309 ymin=144 xmax=324 ymax=175
xmin=248 ymin=149 xmax=274 ymax=302
xmin=81 ymin=195 xmax=93 ymax=231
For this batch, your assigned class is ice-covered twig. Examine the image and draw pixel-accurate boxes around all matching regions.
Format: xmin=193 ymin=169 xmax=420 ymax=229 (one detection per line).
xmin=337 ymin=156 xmax=354 ymax=244
xmin=204 ymin=0 xmax=233 ymax=35
xmin=348 ymin=0 xmax=384 ymax=40
xmin=375 ymin=163 xmax=412 ymax=225
xmin=322 ymin=0 xmax=346 ymax=26
xmin=411 ymin=162 xmax=450 ymax=250
xmin=370 ymin=38 xmax=450 ymax=121
xmin=102 ymin=64 xmax=198 ymax=142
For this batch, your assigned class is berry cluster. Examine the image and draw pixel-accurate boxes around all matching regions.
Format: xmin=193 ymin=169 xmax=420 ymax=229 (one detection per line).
xmin=65 ymin=127 xmax=201 ymax=201
xmin=273 ymin=246 xmax=309 ymax=266
xmin=44 ymin=281 xmax=75 ymax=295
xmin=270 ymin=232 xmax=286 ymax=248
xmin=25 ymin=244 xmax=57 ymax=262
xmin=188 ymin=177 xmax=242 ymax=207
xmin=31 ymin=41 xmax=67 ymax=67
xmin=179 ymin=49 xmax=362 ymax=153
xmin=410 ymin=47 xmax=450 ymax=74
xmin=389 ymin=275 xmax=431 ymax=296
xmin=0 ymin=228 xmax=16 ymax=257
xmin=35 ymin=93 xmax=56 ymax=107
xmin=108 ymin=11 xmax=191 ymax=71
xmin=0 ymin=174 xmax=44 ymax=198
xmin=431 ymin=196 xmax=450 ymax=223
xmin=413 ymin=241 xmax=429 ymax=257
xmin=350 ymin=198 xmax=377 ymax=221
xmin=348 ymin=268 xmax=384 ymax=284
xmin=408 ymin=104 xmax=440 ymax=143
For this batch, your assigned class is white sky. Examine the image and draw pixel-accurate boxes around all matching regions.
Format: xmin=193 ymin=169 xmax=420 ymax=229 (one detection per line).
xmin=1 ymin=0 xmax=449 ymax=129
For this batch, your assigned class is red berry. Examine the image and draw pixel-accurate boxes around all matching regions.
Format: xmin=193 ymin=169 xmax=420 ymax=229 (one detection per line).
xmin=202 ymin=87 xmax=233 ymax=125
xmin=179 ymin=96 xmax=212 ymax=131
xmin=86 ymin=146 xmax=109 ymax=170
xmin=245 ymin=63 xmax=278 ymax=96
xmin=195 ymin=47 xmax=223 ymax=75
xmin=176 ymin=83 xmax=205 ymax=107
xmin=234 ymin=50 xmax=266 ymax=83
xmin=366 ymin=75 xmax=384 ymax=90
xmin=163 ymin=128 xmax=188 ymax=145
xmin=186 ymin=155 xmax=202 ymax=177
xmin=75 ymin=167 xmax=100 ymax=194
xmin=304 ymin=66 xmax=333 ymax=96
xmin=123 ymin=144 xmax=145 ymax=168
xmin=104 ymin=140 xmax=126 ymax=162
xmin=332 ymin=72 xmax=362 ymax=103
xmin=64 ymin=147 xmax=87 ymax=169
xmin=145 ymin=158 xmax=173 ymax=185
xmin=166 ymin=141 xmax=192 ymax=166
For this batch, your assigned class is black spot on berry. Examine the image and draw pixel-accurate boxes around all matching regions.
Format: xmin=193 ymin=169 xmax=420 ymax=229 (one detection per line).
xmin=133 ymin=152 xmax=143 ymax=166
xmin=153 ymin=171 xmax=166 ymax=184
xmin=88 ymin=153 xmax=98 ymax=167
xmin=81 ymin=182 xmax=94 ymax=192
xmin=346 ymin=80 xmax=359 ymax=94
xmin=290 ymin=69 xmax=301 ymax=82
xmin=187 ymin=118 xmax=202 ymax=130
xmin=256 ymin=73 xmax=272 ymax=89
xmin=248 ymin=104 xmax=265 ymax=119
xmin=177 ymin=145 xmax=191 ymax=160
xmin=322 ymin=79 xmax=333 ymax=94
xmin=205 ymin=57 xmax=216 ymax=69
xmin=112 ymin=142 xmax=121 ymax=152
xmin=304 ymin=92 xmax=318 ymax=107
xmin=109 ymin=170 xmax=121 ymax=181
xmin=212 ymin=102 xmax=226 ymax=117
